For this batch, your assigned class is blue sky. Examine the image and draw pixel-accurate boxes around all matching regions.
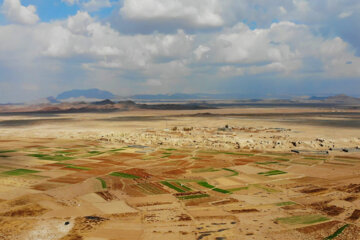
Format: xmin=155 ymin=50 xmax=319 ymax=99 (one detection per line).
xmin=0 ymin=0 xmax=360 ymax=102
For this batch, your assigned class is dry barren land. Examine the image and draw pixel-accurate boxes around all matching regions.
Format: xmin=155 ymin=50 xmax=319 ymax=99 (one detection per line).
xmin=0 ymin=107 xmax=360 ymax=239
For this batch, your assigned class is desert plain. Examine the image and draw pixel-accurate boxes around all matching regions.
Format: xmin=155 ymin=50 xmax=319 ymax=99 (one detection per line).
xmin=0 ymin=106 xmax=360 ymax=239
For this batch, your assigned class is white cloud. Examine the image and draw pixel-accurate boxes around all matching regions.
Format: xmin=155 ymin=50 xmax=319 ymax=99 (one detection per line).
xmin=279 ymin=6 xmax=287 ymax=15
xmin=2 ymin=0 xmax=39 ymax=25
xmin=196 ymin=22 xmax=299 ymax=65
xmin=62 ymin=0 xmax=111 ymax=12
xmin=82 ymin=0 xmax=112 ymax=12
xmin=292 ymin=0 xmax=310 ymax=13
xmin=338 ymin=11 xmax=353 ymax=19
xmin=197 ymin=21 xmax=360 ymax=79
xmin=38 ymin=11 xmax=194 ymax=72
xmin=62 ymin=0 xmax=79 ymax=5
xmin=1 ymin=6 xmax=360 ymax=102
xmin=120 ymin=0 xmax=224 ymax=27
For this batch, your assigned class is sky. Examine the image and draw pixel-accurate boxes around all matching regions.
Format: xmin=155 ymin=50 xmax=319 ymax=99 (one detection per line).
xmin=0 ymin=0 xmax=360 ymax=102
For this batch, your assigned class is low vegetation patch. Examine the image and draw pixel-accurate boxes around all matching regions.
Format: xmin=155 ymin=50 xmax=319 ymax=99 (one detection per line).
xmin=192 ymin=168 xmax=220 ymax=173
xmin=88 ymin=151 xmax=102 ymax=154
xmin=256 ymin=161 xmax=279 ymax=165
xmin=304 ymin=157 xmax=326 ymax=161
xmin=274 ymin=158 xmax=290 ymax=161
xmin=258 ymin=170 xmax=287 ymax=176
xmin=324 ymin=224 xmax=349 ymax=240
xmin=109 ymin=148 xmax=125 ymax=152
xmin=219 ymin=151 xmax=254 ymax=156
xmin=177 ymin=194 xmax=210 ymax=200
xmin=212 ymin=188 xmax=231 ymax=194
xmin=65 ymin=165 xmax=91 ymax=170
xmin=28 ymin=153 xmax=74 ymax=161
xmin=275 ymin=215 xmax=329 ymax=225
xmin=198 ymin=181 xmax=215 ymax=189
xmin=2 ymin=169 xmax=40 ymax=176
xmin=223 ymin=168 xmax=239 ymax=176
xmin=161 ymin=181 xmax=186 ymax=193
xmin=197 ymin=181 xmax=231 ymax=194
xmin=253 ymin=184 xmax=279 ymax=193
xmin=161 ymin=152 xmax=172 ymax=158
xmin=54 ymin=150 xmax=77 ymax=155
xmin=96 ymin=177 xmax=107 ymax=189
xmin=227 ymin=186 xmax=249 ymax=192
xmin=0 ymin=150 xmax=16 ymax=154
xmin=275 ymin=201 xmax=297 ymax=207
xmin=110 ymin=172 xmax=140 ymax=179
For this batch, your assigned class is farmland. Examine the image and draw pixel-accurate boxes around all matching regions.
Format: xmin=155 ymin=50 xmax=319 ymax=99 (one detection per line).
xmin=0 ymin=108 xmax=359 ymax=239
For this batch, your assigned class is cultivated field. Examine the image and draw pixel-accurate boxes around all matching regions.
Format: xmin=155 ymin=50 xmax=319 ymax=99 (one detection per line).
xmin=0 ymin=107 xmax=360 ymax=239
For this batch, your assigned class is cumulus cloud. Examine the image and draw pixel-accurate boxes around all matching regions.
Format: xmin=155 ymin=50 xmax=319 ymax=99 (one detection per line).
xmin=62 ymin=0 xmax=111 ymax=12
xmin=1 ymin=2 xmax=360 ymax=102
xmin=62 ymin=0 xmax=79 ymax=5
xmin=197 ymin=21 xmax=360 ymax=79
xmin=33 ymin=11 xmax=194 ymax=74
xmin=338 ymin=11 xmax=353 ymax=19
xmin=82 ymin=0 xmax=112 ymax=12
xmin=120 ymin=0 xmax=224 ymax=28
xmin=2 ymin=0 xmax=39 ymax=25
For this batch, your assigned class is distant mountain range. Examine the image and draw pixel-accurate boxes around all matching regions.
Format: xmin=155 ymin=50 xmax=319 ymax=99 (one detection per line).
xmin=321 ymin=94 xmax=360 ymax=104
xmin=130 ymin=93 xmax=250 ymax=100
xmin=130 ymin=93 xmax=360 ymax=105
xmin=1 ymin=89 xmax=360 ymax=114
xmin=38 ymin=88 xmax=360 ymax=104
xmin=56 ymin=89 xmax=115 ymax=101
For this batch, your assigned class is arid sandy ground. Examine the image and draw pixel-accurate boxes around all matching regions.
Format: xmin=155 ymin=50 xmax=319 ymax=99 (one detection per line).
xmin=0 ymin=107 xmax=360 ymax=239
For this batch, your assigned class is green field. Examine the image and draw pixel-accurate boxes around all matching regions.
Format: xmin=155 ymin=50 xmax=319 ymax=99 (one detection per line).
xmin=276 ymin=215 xmax=329 ymax=225
xmin=110 ymin=172 xmax=140 ymax=179
xmin=161 ymin=181 xmax=186 ymax=192
xmin=161 ymin=152 xmax=172 ymax=158
xmin=212 ymin=188 xmax=231 ymax=194
xmin=28 ymin=153 xmax=74 ymax=161
xmin=96 ymin=177 xmax=107 ymax=188
xmin=324 ymin=224 xmax=349 ymax=240
xmin=303 ymin=157 xmax=326 ymax=161
xmin=54 ymin=150 xmax=77 ymax=155
xmin=109 ymin=148 xmax=125 ymax=152
xmin=2 ymin=169 xmax=40 ymax=176
xmin=197 ymin=181 xmax=231 ymax=194
xmin=88 ymin=150 xmax=102 ymax=154
xmin=223 ymin=168 xmax=239 ymax=176
xmin=65 ymin=165 xmax=91 ymax=170
xmin=258 ymin=170 xmax=287 ymax=176
xmin=219 ymin=151 xmax=254 ymax=156
xmin=275 ymin=201 xmax=296 ymax=206
xmin=274 ymin=158 xmax=290 ymax=161
xmin=197 ymin=181 xmax=215 ymax=189
xmin=0 ymin=150 xmax=17 ymax=154
xmin=177 ymin=194 xmax=210 ymax=200
xmin=256 ymin=161 xmax=279 ymax=165
xmin=192 ymin=168 xmax=220 ymax=173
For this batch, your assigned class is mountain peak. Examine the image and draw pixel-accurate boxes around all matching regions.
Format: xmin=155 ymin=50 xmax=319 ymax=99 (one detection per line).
xmin=56 ymin=89 xmax=115 ymax=101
